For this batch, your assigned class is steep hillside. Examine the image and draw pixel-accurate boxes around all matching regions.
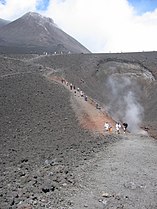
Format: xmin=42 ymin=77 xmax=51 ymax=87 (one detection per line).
xmin=30 ymin=52 xmax=157 ymax=135
xmin=0 ymin=52 xmax=157 ymax=208
xmin=0 ymin=54 xmax=118 ymax=208
xmin=0 ymin=12 xmax=90 ymax=54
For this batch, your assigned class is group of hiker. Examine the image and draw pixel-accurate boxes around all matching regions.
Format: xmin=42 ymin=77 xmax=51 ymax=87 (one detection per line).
xmin=104 ymin=121 xmax=128 ymax=134
xmin=61 ymin=78 xmax=88 ymax=101
xmin=61 ymin=77 xmax=128 ymax=135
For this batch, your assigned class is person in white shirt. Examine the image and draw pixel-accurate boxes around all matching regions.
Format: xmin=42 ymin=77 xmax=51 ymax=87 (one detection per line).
xmin=80 ymin=91 xmax=84 ymax=97
xmin=104 ymin=122 xmax=109 ymax=132
xmin=70 ymin=83 xmax=73 ymax=90
xmin=116 ymin=122 xmax=121 ymax=134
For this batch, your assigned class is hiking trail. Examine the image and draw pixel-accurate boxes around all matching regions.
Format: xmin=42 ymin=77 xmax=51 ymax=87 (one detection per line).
xmin=47 ymin=75 xmax=115 ymax=135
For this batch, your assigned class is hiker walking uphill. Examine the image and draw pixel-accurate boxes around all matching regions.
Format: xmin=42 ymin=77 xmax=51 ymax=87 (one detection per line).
xmin=80 ymin=91 xmax=84 ymax=97
xmin=70 ymin=83 xmax=73 ymax=90
xmin=104 ymin=122 xmax=112 ymax=133
xmin=48 ymin=76 xmax=116 ymax=135
xmin=123 ymin=122 xmax=128 ymax=133
xmin=104 ymin=122 xmax=109 ymax=132
xmin=84 ymin=95 xmax=88 ymax=101
xmin=116 ymin=122 xmax=121 ymax=134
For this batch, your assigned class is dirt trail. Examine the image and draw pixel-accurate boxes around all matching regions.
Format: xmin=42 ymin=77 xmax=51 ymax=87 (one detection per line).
xmin=69 ymin=134 xmax=157 ymax=209
xmin=47 ymin=75 xmax=157 ymax=209
xmin=48 ymin=75 xmax=115 ymax=135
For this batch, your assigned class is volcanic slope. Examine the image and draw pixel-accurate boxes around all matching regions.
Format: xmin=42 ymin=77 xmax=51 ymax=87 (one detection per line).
xmin=0 ymin=52 xmax=157 ymax=208
xmin=30 ymin=51 xmax=157 ymax=137
xmin=69 ymin=134 xmax=157 ymax=209
xmin=42 ymin=54 xmax=157 ymax=209
xmin=0 ymin=12 xmax=90 ymax=54
xmin=0 ymin=54 xmax=119 ymax=209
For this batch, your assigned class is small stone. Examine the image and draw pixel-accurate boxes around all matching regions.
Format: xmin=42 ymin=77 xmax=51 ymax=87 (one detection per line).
xmin=42 ymin=188 xmax=50 ymax=193
xmin=102 ymin=192 xmax=110 ymax=198
xmin=33 ymin=200 xmax=38 ymax=205
xmin=21 ymin=158 xmax=28 ymax=163
xmin=67 ymin=200 xmax=73 ymax=206
xmin=48 ymin=172 xmax=54 ymax=176
xmin=10 ymin=199 xmax=15 ymax=206
xmin=32 ymin=196 xmax=37 ymax=200
xmin=115 ymin=195 xmax=121 ymax=200
xmin=62 ymin=183 xmax=67 ymax=187
xmin=40 ymin=199 xmax=47 ymax=203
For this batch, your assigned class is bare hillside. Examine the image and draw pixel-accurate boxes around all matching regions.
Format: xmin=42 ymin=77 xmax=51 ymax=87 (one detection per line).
xmin=30 ymin=52 xmax=157 ymax=136
xmin=0 ymin=12 xmax=90 ymax=54
xmin=0 ymin=51 xmax=157 ymax=208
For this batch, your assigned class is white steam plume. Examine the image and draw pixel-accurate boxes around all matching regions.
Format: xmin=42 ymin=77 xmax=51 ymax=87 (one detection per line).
xmin=106 ymin=76 xmax=144 ymax=133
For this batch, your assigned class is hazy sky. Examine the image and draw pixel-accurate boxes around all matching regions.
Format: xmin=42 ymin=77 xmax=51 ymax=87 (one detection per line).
xmin=0 ymin=0 xmax=157 ymax=53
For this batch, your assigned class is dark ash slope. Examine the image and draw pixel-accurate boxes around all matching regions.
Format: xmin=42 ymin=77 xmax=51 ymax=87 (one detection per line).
xmin=31 ymin=51 xmax=157 ymax=135
xmin=0 ymin=57 xmax=114 ymax=208
xmin=0 ymin=12 xmax=90 ymax=54
xmin=0 ymin=51 xmax=157 ymax=208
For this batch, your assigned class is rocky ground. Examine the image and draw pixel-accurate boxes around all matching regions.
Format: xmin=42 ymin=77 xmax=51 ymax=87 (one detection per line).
xmin=0 ymin=52 xmax=157 ymax=208
xmin=69 ymin=134 xmax=157 ymax=209
xmin=0 ymin=70 xmax=120 ymax=209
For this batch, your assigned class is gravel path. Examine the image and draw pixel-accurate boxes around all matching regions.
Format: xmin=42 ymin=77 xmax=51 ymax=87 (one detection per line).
xmin=69 ymin=134 xmax=157 ymax=209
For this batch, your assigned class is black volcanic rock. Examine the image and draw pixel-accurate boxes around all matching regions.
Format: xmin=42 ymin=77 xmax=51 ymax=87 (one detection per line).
xmin=0 ymin=12 xmax=91 ymax=54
